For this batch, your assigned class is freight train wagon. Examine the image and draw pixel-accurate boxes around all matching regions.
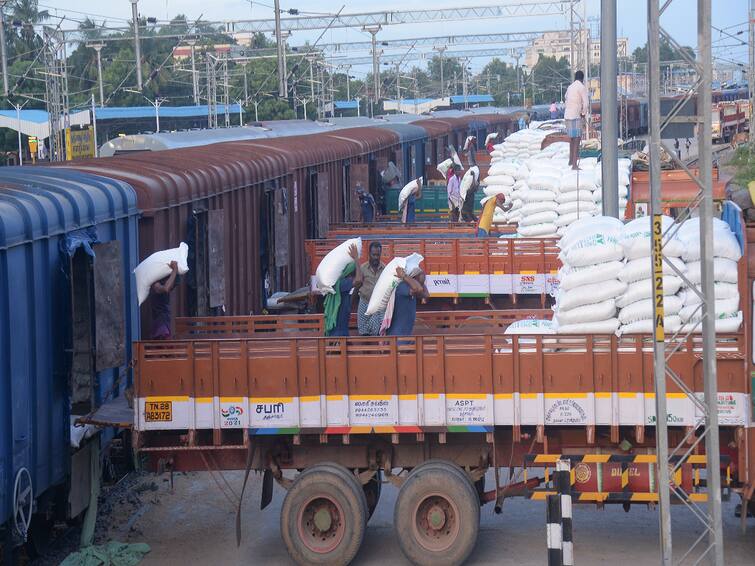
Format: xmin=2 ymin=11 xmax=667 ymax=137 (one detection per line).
xmin=117 ymin=206 xmax=754 ymax=565
xmin=0 ymin=169 xmax=139 ymax=554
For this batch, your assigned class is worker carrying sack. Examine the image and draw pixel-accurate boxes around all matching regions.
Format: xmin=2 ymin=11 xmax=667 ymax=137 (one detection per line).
xmin=366 ymin=253 xmax=424 ymax=316
xmin=315 ymin=238 xmax=362 ymax=294
xmin=398 ymin=178 xmax=422 ymax=211
xmin=134 ymin=242 xmax=190 ymax=306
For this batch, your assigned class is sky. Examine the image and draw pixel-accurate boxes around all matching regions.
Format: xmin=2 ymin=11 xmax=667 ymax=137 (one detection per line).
xmin=34 ymin=0 xmax=752 ymax=79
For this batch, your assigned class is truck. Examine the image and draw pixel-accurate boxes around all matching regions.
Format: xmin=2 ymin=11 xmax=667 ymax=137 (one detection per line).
xmin=88 ymin=211 xmax=755 ymax=566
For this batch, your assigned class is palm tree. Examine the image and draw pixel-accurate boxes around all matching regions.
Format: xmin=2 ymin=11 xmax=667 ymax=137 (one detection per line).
xmin=10 ymin=0 xmax=48 ymax=48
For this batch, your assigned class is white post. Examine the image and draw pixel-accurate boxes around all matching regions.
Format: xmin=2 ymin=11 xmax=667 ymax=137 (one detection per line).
xmin=238 ymin=100 xmax=244 ymax=126
xmin=15 ymin=102 xmax=22 ymax=166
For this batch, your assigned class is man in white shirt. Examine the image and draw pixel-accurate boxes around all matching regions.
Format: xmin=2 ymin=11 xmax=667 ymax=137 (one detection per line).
xmin=564 ymin=70 xmax=590 ymax=170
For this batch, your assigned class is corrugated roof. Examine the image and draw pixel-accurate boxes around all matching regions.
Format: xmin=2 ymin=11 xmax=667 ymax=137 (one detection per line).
xmin=0 ymin=167 xmax=138 ymax=249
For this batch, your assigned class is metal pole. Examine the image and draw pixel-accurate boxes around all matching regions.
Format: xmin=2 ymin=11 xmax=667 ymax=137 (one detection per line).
xmin=280 ymin=30 xmax=290 ymax=98
xmin=15 ymin=103 xmax=23 ymax=166
xmin=600 ymin=0 xmax=618 ymax=218
xmin=750 ymin=0 xmax=755 ymax=146
xmin=188 ymin=39 xmax=199 ymax=105
xmin=569 ymin=0 xmax=575 ymax=76
xmin=583 ymin=0 xmax=589 ymax=87
xmin=434 ymin=45 xmax=446 ymax=97
xmin=463 ymin=61 xmax=468 ymax=109
xmin=242 ymin=62 xmax=249 ymax=104
xmin=363 ymin=25 xmax=382 ymax=105
xmin=309 ymin=56 xmax=316 ymax=114
xmin=274 ymin=0 xmax=285 ymax=97
xmin=648 ymin=0 xmax=672 ymax=563
xmin=698 ymin=1 xmax=724 ymax=563
xmin=238 ymin=100 xmax=244 ymax=126
xmin=0 ymin=0 xmax=9 ymax=96
xmin=223 ymin=56 xmax=230 ymax=127
xmin=130 ymin=0 xmax=143 ymax=90
xmin=396 ymin=62 xmax=401 ymax=104
xmin=91 ymin=43 xmax=105 ymax=106
xmin=91 ymin=93 xmax=99 ymax=157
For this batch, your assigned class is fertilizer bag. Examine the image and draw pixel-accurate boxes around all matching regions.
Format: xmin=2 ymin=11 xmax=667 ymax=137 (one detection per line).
xmin=315 ymin=238 xmax=362 ymax=294
xmin=398 ymin=178 xmax=422 ymax=211
xmin=135 ymin=242 xmax=189 ymax=306
xmin=366 ymin=253 xmax=424 ymax=316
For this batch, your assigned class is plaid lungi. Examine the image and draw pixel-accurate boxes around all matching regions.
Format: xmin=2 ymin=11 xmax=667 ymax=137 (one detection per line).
xmin=566 ymin=118 xmax=582 ymax=138
xmin=357 ymin=297 xmax=383 ymax=336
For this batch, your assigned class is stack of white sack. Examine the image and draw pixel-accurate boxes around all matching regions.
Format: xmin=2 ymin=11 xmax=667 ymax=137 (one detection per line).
xmin=615 ymin=216 xmax=685 ymax=334
xmin=135 ymin=243 xmax=190 ymax=305
xmin=492 ymin=128 xmax=549 ymax=160
xmin=675 ymin=217 xmax=743 ymax=332
xmin=516 ymin=164 xmax=561 ymax=237
xmin=593 ymin=158 xmax=631 ymax=218
xmin=482 ymin=159 xmax=518 ymax=199
xmin=553 ymin=216 xmax=625 ymax=334
xmin=555 ymin=166 xmax=599 ymax=234
xmin=538 ymin=141 xmax=570 ymax=160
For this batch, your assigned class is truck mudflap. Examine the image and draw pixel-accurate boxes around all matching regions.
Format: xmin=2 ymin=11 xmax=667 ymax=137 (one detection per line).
xmin=522 ymin=453 xmax=732 ymax=504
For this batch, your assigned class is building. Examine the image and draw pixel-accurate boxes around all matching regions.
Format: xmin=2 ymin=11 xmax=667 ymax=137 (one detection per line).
xmin=524 ymin=31 xmax=629 ymax=68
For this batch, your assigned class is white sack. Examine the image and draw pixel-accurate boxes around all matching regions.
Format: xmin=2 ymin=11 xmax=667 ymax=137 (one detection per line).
xmin=556 ymin=318 xmax=620 ymax=334
xmin=315 ymin=238 xmax=362 ymax=294
xmin=556 ymin=201 xmax=597 ymax=215
xmin=554 ymin=299 xmax=616 ymax=326
xmin=618 ymin=295 xmax=682 ymax=324
xmin=559 ymin=261 xmax=624 ymax=291
xmin=616 ymin=276 xmax=683 ymax=309
xmin=559 ymin=233 xmax=624 ymax=268
xmin=521 ymin=201 xmax=558 ymax=215
xmin=135 ymin=242 xmax=190 ymax=306
xmin=366 ymin=253 xmax=423 ymax=315
xmin=619 ymin=256 xmax=686 ymax=284
xmin=504 ymin=319 xmax=555 ymax=334
xmin=556 ymin=279 xmax=627 ymax=312
xmin=517 ymin=223 xmax=558 ymax=237
xmin=679 ymin=311 xmax=742 ymax=333
xmin=560 ymin=170 xmax=597 ymax=192
xmin=679 ymin=297 xmax=740 ymax=323
xmin=555 ymin=211 xmax=597 ymax=227
xmin=524 ymin=189 xmax=558 ymax=203
xmin=519 ymin=211 xmax=558 ymax=227
xmin=619 ymin=316 xmax=682 ymax=335
xmin=684 ymin=258 xmax=739 ymax=284
xmin=436 ymin=159 xmax=453 ymax=177
xmin=483 ymin=174 xmax=515 ymax=186
xmin=460 ymin=168 xmax=479 ymax=200
xmin=678 ymin=224 xmax=742 ymax=262
xmin=556 ymin=190 xmax=596 ymax=204
xmin=680 ymin=283 xmax=739 ymax=305
xmin=621 ymin=215 xmax=684 ymax=259
xmin=398 ymin=178 xmax=421 ymax=211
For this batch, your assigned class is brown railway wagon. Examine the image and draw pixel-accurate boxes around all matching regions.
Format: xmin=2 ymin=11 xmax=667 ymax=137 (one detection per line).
xmin=63 ymin=127 xmax=400 ymax=333
xmin=325 ymin=221 xmax=516 ymax=235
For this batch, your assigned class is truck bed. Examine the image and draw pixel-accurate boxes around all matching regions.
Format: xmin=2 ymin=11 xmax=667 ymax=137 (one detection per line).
xmin=133 ymin=331 xmax=748 ymax=434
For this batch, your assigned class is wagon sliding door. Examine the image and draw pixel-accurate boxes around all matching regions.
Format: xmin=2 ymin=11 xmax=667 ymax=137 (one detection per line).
xmin=188 ymin=209 xmax=226 ymax=316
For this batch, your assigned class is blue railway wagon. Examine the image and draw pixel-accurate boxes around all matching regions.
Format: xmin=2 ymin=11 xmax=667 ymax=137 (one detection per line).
xmin=0 ymin=168 xmax=139 ymax=542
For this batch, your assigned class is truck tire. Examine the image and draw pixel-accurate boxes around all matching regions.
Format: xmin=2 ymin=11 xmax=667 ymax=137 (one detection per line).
xmin=409 ymin=459 xmax=482 ymax=503
xmin=281 ymin=464 xmax=367 ymax=566
xmin=394 ymin=464 xmax=480 ymax=566
xmin=313 ymin=462 xmax=369 ymax=525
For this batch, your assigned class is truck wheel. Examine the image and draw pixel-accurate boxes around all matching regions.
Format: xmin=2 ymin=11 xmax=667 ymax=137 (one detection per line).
xmin=312 ymin=462 xmax=369 ymax=525
xmin=363 ymin=470 xmax=382 ymax=520
xmin=394 ymin=464 xmax=480 ymax=566
xmin=280 ymin=465 xmax=367 ymax=566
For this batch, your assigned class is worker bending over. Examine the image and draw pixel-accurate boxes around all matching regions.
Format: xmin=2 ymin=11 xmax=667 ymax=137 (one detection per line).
xmin=477 ymin=193 xmax=511 ymax=237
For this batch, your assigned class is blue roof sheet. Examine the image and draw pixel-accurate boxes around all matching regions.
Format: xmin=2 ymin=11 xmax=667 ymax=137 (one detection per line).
xmin=0 ymin=109 xmax=55 ymax=123
xmin=450 ymin=95 xmax=495 ymax=104
xmin=333 ymin=100 xmax=359 ymax=110
xmin=0 ymin=167 xmax=138 ymax=249
xmin=95 ymin=104 xmax=241 ymax=120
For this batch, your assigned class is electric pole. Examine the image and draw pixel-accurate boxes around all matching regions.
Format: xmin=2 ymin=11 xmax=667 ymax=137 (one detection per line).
xmin=89 ymin=43 xmax=106 ymax=106
xmin=274 ymin=0 xmax=285 ymax=97
xmin=434 ymin=45 xmax=447 ymax=97
xmin=750 ymin=0 xmax=754 ymax=147
xmin=187 ymin=38 xmax=199 ymax=105
xmin=130 ymin=0 xmax=143 ymax=90
xmin=363 ymin=25 xmax=381 ymax=106
xmin=0 ymin=0 xmax=8 ymax=96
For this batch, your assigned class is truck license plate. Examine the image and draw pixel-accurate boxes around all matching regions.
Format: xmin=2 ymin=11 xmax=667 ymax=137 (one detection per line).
xmin=145 ymin=401 xmax=172 ymax=422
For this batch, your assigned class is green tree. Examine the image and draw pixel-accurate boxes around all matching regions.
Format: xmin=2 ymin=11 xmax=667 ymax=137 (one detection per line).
xmin=632 ymin=37 xmax=694 ymax=63
xmin=530 ymin=55 xmax=572 ymax=105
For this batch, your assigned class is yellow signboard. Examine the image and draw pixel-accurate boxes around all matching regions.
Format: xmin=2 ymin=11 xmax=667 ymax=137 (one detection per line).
xmin=65 ymin=127 xmax=95 ymax=160
xmin=652 ymin=214 xmax=665 ymax=342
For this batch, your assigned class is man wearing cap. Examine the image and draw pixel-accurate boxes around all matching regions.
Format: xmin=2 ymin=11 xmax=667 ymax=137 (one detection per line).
xmin=356 ymin=184 xmax=377 ymax=223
